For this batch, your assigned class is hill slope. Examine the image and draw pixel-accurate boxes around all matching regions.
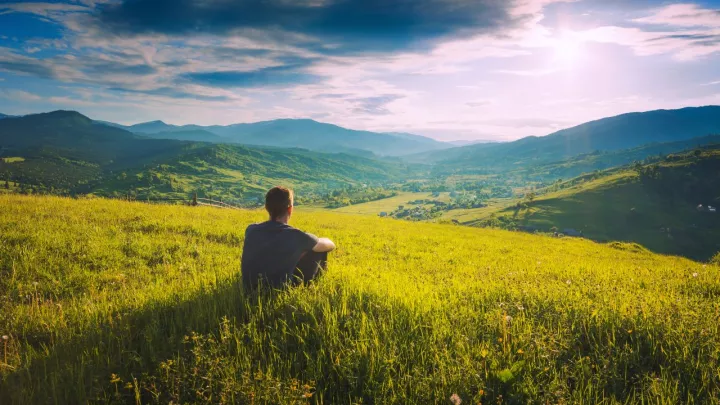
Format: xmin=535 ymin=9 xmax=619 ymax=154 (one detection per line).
xmin=422 ymin=106 xmax=720 ymax=173
xmin=473 ymin=146 xmax=720 ymax=259
xmin=0 ymin=111 xmax=415 ymax=200
xmin=0 ymin=195 xmax=718 ymax=404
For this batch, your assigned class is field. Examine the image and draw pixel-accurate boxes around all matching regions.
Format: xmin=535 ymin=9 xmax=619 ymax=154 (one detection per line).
xmin=1 ymin=194 xmax=720 ymax=404
xmin=332 ymin=192 xmax=451 ymax=215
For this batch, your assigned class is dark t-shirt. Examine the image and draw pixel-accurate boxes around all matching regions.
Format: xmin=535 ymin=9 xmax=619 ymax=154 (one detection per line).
xmin=241 ymin=221 xmax=319 ymax=288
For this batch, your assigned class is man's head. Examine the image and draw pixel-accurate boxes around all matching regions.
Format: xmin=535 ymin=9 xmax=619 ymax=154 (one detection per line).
xmin=265 ymin=186 xmax=294 ymax=222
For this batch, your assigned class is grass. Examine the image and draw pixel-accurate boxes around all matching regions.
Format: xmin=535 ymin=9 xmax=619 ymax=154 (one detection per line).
xmin=1 ymin=194 xmax=720 ymax=404
xmin=332 ymin=192 xmax=450 ymax=215
xmin=0 ymin=157 xmax=25 ymax=163
xmin=440 ymin=198 xmax=512 ymax=223
xmin=477 ymin=170 xmax=720 ymax=260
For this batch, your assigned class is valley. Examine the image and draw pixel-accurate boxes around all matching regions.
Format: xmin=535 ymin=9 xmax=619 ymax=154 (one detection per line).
xmin=1 ymin=107 xmax=719 ymax=260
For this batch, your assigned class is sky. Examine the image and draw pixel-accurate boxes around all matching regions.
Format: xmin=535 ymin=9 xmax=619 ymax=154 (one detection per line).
xmin=0 ymin=0 xmax=718 ymax=141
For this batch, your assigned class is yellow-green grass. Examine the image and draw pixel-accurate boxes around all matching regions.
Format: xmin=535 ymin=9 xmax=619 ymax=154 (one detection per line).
xmin=1 ymin=194 xmax=719 ymax=404
xmin=0 ymin=157 xmax=24 ymax=163
xmin=332 ymin=192 xmax=450 ymax=215
xmin=440 ymin=198 xmax=513 ymax=223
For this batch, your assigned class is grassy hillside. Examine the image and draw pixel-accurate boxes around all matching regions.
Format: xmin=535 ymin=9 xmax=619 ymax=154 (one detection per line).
xmin=472 ymin=147 xmax=720 ymax=260
xmin=1 ymin=195 xmax=719 ymax=404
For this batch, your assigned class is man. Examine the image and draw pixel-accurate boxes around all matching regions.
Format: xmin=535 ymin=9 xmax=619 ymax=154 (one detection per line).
xmin=241 ymin=186 xmax=336 ymax=289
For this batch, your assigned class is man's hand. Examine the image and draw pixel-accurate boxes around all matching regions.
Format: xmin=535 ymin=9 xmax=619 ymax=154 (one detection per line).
xmin=313 ymin=237 xmax=336 ymax=253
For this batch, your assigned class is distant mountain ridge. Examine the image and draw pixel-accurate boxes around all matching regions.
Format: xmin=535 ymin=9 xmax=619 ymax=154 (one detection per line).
xmin=0 ymin=110 xmax=415 ymax=200
xmin=101 ymin=117 xmax=452 ymax=157
xmin=420 ymin=106 xmax=720 ymax=173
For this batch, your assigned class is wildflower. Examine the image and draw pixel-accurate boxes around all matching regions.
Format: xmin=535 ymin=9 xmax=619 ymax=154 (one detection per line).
xmin=504 ymin=315 xmax=513 ymax=323
xmin=449 ymin=393 xmax=462 ymax=405
xmin=566 ymin=279 xmax=571 ymax=285
xmin=517 ymin=349 xmax=524 ymax=354
xmin=2 ymin=336 xmax=7 ymax=341
xmin=110 ymin=373 xmax=121 ymax=384
xmin=627 ymin=329 xmax=633 ymax=334
xmin=33 ymin=281 xmax=39 ymax=287
xmin=303 ymin=392 xmax=313 ymax=398
xmin=692 ymin=272 xmax=698 ymax=278
xmin=478 ymin=389 xmax=484 ymax=396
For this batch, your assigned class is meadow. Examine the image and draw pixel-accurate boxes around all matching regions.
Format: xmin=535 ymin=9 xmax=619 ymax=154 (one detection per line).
xmin=1 ymin=194 xmax=719 ymax=404
xmin=332 ymin=192 xmax=451 ymax=215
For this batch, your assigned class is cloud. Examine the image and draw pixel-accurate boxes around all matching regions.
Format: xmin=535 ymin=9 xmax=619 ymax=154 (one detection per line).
xmin=465 ymin=99 xmax=494 ymax=107
xmin=580 ymin=25 xmax=720 ymax=60
xmin=349 ymin=95 xmax=405 ymax=115
xmin=495 ymin=68 xmax=560 ymax=76
xmin=577 ymin=4 xmax=720 ymax=61
xmin=0 ymin=89 xmax=44 ymax=102
xmin=183 ymin=65 xmax=322 ymax=88
xmin=107 ymin=86 xmax=234 ymax=102
xmin=633 ymin=4 xmax=720 ymax=28
xmin=96 ymin=0 xmax=521 ymax=54
xmin=0 ymin=2 xmax=89 ymax=17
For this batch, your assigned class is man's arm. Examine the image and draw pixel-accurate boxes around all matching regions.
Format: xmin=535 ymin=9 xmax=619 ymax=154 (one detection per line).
xmin=312 ymin=237 xmax=336 ymax=253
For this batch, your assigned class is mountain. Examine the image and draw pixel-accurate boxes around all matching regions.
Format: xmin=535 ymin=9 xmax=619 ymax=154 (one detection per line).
xmin=100 ymin=117 xmax=451 ymax=157
xmin=128 ymin=120 xmax=180 ymax=134
xmin=472 ymin=145 xmax=720 ymax=260
xmin=421 ymin=106 xmax=720 ymax=173
xmin=512 ymin=134 xmax=720 ymax=181
xmin=141 ymin=129 xmax=225 ymax=143
xmin=217 ymin=119 xmax=451 ymax=156
xmin=447 ymin=139 xmax=497 ymax=146
xmin=0 ymin=110 xmax=414 ymax=199
xmin=0 ymin=110 xmax=190 ymax=165
xmin=383 ymin=132 xmax=446 ymax=146
xmin=0 ymin=113 xmax=9 ymax=119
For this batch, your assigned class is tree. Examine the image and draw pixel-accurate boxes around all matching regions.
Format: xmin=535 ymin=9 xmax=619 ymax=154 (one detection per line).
xmin=3 ymin=180 xmax=8 ymax=190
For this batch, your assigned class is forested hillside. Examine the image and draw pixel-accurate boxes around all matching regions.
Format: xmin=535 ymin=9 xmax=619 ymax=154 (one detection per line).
xmin=474 ymin=146 xmax=720 ymax=259
xmin=418 ymin=106 xmax=720 ymax=174
xmin=0 ymin=111 xmax=416 ymax=201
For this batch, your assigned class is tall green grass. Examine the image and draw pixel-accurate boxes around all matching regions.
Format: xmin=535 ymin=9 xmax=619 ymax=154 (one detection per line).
xmin=1 ymin=194 xmax=719 ymax=404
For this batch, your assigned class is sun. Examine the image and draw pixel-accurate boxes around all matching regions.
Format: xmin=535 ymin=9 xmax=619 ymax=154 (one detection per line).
xmin=552 ymin=32 xmax=585 ymax=66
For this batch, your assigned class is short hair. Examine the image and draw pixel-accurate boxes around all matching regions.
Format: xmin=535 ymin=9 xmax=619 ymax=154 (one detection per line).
xmin=265 ymin=186 xmax=293 ymax=220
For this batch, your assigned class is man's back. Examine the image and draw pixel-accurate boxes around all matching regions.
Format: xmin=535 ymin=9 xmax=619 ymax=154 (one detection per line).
xmin=241 ymin=221 xmax=319 ymax=288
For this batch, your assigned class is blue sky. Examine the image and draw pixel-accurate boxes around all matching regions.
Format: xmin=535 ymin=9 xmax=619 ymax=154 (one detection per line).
xmin=0 ymin=0 xmax=718 ymax=141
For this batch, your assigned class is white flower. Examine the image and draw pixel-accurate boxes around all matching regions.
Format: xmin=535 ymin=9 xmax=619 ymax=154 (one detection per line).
xmin=449 ymin=393 xmax=462 ymax=405
xmin=504 ymin=315 xmax=513 ymax=323
xmin=566 ymin=280 xmax=572 ymax=285
xmin=692 ymin=272 xmax=698 ymax=278
xmin=2 ymin=335 xmax=8 ymax=340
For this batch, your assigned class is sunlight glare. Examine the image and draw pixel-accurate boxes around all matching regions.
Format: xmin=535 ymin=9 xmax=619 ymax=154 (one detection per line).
xmin=552 ymin=32 xmax=585 ymax=67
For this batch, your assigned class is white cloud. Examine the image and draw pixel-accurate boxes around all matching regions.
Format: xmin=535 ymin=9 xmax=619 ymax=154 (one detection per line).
xmin=634 ymin=4 xmax=720 ymax=28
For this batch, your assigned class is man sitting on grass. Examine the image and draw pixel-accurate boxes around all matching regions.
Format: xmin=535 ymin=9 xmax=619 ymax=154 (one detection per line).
xmin=242 ymin=186 xmax=336 ymax=289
